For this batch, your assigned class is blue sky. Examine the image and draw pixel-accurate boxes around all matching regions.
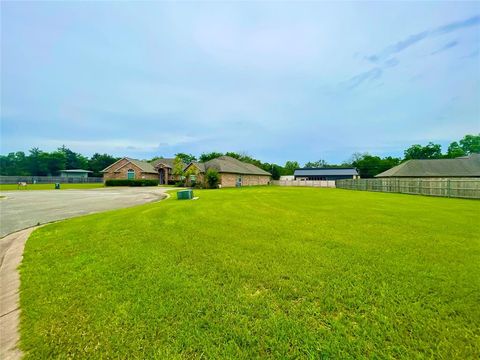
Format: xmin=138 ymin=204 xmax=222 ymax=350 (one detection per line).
xmin=1 ymin=1 xmax=479 ymax=164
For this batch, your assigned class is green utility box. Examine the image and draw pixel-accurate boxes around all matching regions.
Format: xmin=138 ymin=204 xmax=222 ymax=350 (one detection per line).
xmin=177 ymin=189 xmax=193 ymax=200
xmin=55 ymin=183 xmax=61 ymax=189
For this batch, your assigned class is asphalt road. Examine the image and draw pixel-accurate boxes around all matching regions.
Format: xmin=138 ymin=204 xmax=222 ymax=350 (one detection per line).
xmin=0 ymin=187 xmax=171 ymax=238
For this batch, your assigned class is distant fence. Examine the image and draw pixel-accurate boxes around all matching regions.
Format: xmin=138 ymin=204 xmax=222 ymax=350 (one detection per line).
xmin=0 ymin=176 xmax=103 ymax=184
xmin=336 ymin=178 xmax=480 ymax=199
xmin=272 ymin=180 xmax=336 ymax=188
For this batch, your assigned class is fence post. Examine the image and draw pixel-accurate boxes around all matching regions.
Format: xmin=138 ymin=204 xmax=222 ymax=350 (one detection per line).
xmin=447 ymin=179 xmax=451 ymax=198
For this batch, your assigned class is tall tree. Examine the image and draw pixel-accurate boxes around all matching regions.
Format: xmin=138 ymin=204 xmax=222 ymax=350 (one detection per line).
xmin=172 ymin=155 xmax=185 ymax=182
xmin=446 ymin=141 xmax=466 ymax=158
xmin=28 ymin=147 xmax=49 ymax=176
xmin=199 ymin=152 xmax=224 ymax=162
xmin=89 ymin=153 xmax=118 ymax=177
xmin=352 ymin=154 xmax=401 ymax=178
xmin=283 ymin=161 xmax=300 ymax=175
xmin=58 ymin=145 xmax=88 ymax=169
xmin=270 ymin=164 xmax=282 ymax=180
xmin=174 ymin=153 xmax=197 ymax=164
xmin=404 ymin=142 xmax=442 ymax=160
xmin=46 ymin=150 xmax=67 ymax=176
xmin=459 ymin=134 xmax=480 ymax=154
xmin=304 ymin=159 xmax=328 ymax=168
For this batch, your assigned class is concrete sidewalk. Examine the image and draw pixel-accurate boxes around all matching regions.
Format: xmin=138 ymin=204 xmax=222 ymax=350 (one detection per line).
xmin=0 ymin=228 xmax=35 ymax=360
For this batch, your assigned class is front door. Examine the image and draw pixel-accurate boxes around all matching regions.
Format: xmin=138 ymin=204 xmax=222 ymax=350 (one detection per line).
xmin=159 ymin=169 xmax=165 ymax=184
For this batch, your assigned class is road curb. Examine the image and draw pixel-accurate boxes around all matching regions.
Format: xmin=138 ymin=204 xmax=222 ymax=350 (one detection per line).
xmin=0 ymin=227 xmax=37 ymax=360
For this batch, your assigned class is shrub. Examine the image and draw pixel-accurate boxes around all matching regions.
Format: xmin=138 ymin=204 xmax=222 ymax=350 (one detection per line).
xmin=206 ymin=169 xmax=219 ymax=188
xmin=105 ymin=179 xmax=159 ymax=187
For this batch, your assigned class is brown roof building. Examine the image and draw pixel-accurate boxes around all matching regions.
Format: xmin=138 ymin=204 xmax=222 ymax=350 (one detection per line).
xmin=375 ymin=153 xmax=480 ymax=178
xmin=102 ymin=157 xmax=185 ymax=184
xmin=184 ymin=156 xmax=271 ymax=187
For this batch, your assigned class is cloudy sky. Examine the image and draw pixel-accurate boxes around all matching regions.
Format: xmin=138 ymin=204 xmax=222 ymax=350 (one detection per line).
xmin=1 ymin=1 xmax=479 ymax=164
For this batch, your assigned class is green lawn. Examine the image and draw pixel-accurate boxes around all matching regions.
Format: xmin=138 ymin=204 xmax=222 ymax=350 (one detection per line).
xmin=0 ymin=183 xmax=104 ymax=191
xmin=20 ymin=187 xmax=480 ymax=358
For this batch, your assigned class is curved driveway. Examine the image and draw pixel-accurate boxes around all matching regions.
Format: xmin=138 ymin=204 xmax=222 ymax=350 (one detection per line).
xmin=1 ymin=187 xmax=172 ymax=359
xmin=0 ymin=187 xmax=170 ymax=238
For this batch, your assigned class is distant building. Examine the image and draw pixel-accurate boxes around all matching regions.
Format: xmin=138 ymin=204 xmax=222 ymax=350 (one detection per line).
xmin=294 ymin=168 xmax=359 ymax=181
xmin=102 ymin=155 xmax=271 ymax=187
xmin=184 ymin=156 xmax=271 ymax=187
xmin=59 ymin=169 xmax=92 ymax=179
xmin=375 ymin=153 xmax=480 ymax=178
xmin=101 ymin=157 xmax=185 ymax=184
xmin=279 ymin=175 xmax=294 ymax=181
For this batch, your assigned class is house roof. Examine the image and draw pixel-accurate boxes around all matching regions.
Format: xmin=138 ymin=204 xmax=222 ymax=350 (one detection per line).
xmin=101 ymin=157 xmax=157 ymax=174
xmin=188 ymin=156 xmax=271 ymax=176
xmin=60 ymin=169 xmax=92 ymax=173
xmin=150 ymin=158 xmax=176 ymax=168
xmin=375 ymin=153 xmax=480 ymax=177
xmin=294 ymin=168 xmax=358 ymax=176
xmin=126 ymin=158 xmax=158 ymax=173
xmin=188 ymin=162 xmax=206 ymax=172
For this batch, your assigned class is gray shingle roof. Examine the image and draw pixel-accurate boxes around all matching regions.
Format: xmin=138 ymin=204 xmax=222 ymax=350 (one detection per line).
xmin=126 ymin=158 xmax=157 ymax=173
xmin=189 ymin=156 xmax=271 ymax=176
xmin=150 ymin=158 xmax=177 ymax=168
xmin=294 ymin=168 xmax=358 ymax=176
xmin=205 ymin=156 xmax=271 ymax=176
xmin=375 ymin=153 xmax=480 ymax=177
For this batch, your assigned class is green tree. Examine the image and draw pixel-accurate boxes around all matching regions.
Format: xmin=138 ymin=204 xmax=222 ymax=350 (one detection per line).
xmin=404 ymin=142 xmax=442 ymax=160
xmin=46 ymin=150 xmax=67 ymax=176
xmin=445 ymin=142 xmax=466 ymax=158
xmin=352 ymin=154 xmax=401 ymax=178
xmin=89 ymin=153 xmax=118 ymax=177
xmin=270 ymin=164 xmax=282 ymax=180
xmin=174 ymin=153 xmax=197 ymax=164
xmin=173 ymin=155 xmax=185 ymax=184
xmin=184 ymin=166 xmax=198 ymax=187
xmin=28 ymin=147 xmax=49 ymax=176
xmin=58 ymin=145 xmax=88 ymax=169
xmin=206 ymin=168 xmax=219 ymax=188
xmin=0 ymin=152 xmax=29 ymax=175
xmin=304 ymin=159 xmax=327 ymax=168
xmin=283 ymin=161 xmax=300 ymax=175
xmin=199 ymin=152 xmax=224 ymax=162
xmin=459 ymin=134 xmax=480 ymax=154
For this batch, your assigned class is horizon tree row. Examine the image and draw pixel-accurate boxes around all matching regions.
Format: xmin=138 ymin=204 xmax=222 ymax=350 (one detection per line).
xmin=0 ymin=134 xmax=478 ymax=179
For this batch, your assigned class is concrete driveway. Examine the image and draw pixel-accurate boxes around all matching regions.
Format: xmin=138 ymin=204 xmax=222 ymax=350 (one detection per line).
xmin=0 ymin=187 xmax=171 ymax=238
xmin=0 ymin=186 xmax=174 ymax=359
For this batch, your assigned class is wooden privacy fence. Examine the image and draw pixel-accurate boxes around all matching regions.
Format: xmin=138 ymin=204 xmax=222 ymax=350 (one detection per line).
xmin=272 ymin=180 xmax=336 ymax=188
xmin=0 ymin=176 xmax=103 ymax=184
xmin=335 ymin=178 xmax=480 ymax=199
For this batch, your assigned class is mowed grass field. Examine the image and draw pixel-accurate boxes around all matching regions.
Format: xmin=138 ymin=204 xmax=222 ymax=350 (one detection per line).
xmin=0 ymin=183 xmax=104 ymax=191
xmin=20 ymin=187 xmax=480 ymax=359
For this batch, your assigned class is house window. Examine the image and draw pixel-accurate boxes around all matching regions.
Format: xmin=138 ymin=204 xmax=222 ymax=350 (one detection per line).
xmin=236 ymin=176 xmax=242 ymax=187
xmin=127 ymin=169 xmax=135 ymax=180
xmin=190 ymin=175 xmax=196 ymax=181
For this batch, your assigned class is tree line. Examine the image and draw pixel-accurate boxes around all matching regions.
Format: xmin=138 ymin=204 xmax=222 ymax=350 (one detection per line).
xmin=1 ymin=134 xmax=478 ymax=179
xmin=0 ymin=146 xmax=119 ymax=177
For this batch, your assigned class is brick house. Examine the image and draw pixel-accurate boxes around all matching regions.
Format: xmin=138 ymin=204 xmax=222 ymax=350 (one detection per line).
xmin=150 ymin=158 xmax=186 ymax=184
xmin=183 ymin=156 xmax=271 ymax=187
xmin=102 ymin=157 xmax=184 ymax=184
